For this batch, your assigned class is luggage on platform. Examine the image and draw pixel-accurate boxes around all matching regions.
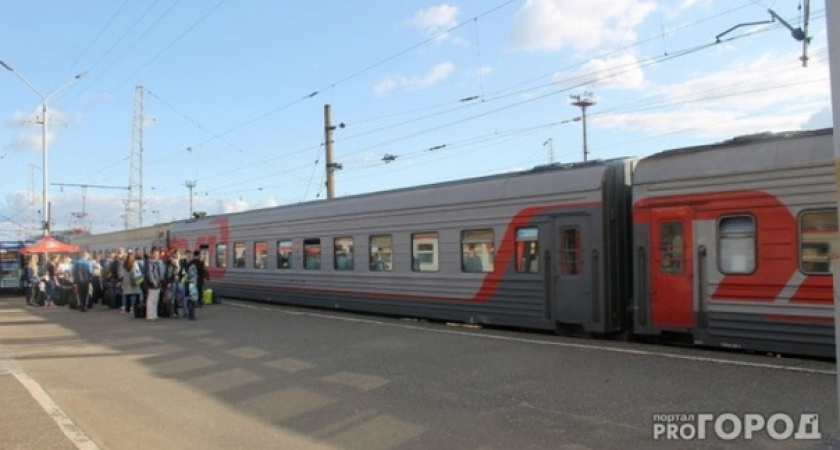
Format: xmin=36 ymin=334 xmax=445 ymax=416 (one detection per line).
xmin=134 ymin=300 xmax=146 ymax=319
xmin=158 ymin=290 xmax=172 ymax=318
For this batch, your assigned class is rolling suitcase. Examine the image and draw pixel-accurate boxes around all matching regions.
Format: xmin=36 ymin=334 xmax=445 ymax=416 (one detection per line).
xmin=134 ymin=300 xmax=146 ymax=319
xmin=159 ymin=290 xmax=172 ymax=318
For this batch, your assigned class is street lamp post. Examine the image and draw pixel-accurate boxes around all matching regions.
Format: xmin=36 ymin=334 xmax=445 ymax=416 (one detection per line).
xmin=0 ymin=60 xmax=85 ymax=235
xmin=570 ymin=92 xmax=597 ymax=162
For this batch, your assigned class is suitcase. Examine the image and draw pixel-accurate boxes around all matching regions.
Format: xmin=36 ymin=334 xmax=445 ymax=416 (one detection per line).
xmin=134 ymin=301 xmax=146 ymax=319
xmin=158 ymin=291 xmax=172 ymax=318
xmin=92 ymin=280 xmax=102 ymax=304
xmin=55 ymin=286 xmax=70 ymax=306
xmin=103 ymin=285 xmax=115 ymax=309
xmin=202 ymin=288 xmax=214 ymax=305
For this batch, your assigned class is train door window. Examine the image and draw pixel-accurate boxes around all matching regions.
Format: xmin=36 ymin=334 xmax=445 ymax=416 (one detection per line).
xmin=254 ymin=241 xmax=268 ymax=269
xmin=515 ymin=228 xmax=539 ymax=273
xmin=215 ymin=243 xmax=227 ymax=268
xmin=658 ymin=222 xmax=684 ymax=274
xmin=304 ymin=238 xmax=321 ymax=270
xmin=412 ymin=232 xmax=439 ymax=272
xmin=234 ymin=242 xmax=246 ymax=268
xmin=559 ymin=227 xmax=581 ymax=275
xmin=718 ymin=216 xmax=756 ymax=274
xmin=199 ymin=246 xmax=209 ymax=266
xmin=369 ymin=235 xmax=393 ymax=271
xmin=277 ymin=240 xmax=293 ymax=269
xmin=334 ymin=237 xmax=354 ymax=270
xmin=800 ymin=209 xmax=838 ymax=274
xmin=461 ymin=229 xmax=494 ymax=273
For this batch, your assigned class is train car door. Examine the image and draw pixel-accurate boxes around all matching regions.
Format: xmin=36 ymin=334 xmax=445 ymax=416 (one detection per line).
xmin=649 ymin=207 xmax=694 ymax=328
xmin=552 ymin=216 xmax=591 ymax=324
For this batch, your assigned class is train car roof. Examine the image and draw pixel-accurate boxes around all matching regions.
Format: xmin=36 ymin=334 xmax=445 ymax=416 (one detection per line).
xmin=175 ymin=157 xmax=633 ymax=228
xmin=634 ymin=127 xmax=832 ymax=184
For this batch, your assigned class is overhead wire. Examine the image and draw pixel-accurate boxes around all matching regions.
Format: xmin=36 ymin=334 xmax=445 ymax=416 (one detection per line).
xmin=150 ymin=15 xmax=815 ymax=201
xmin=55 ymin=0 xmax=131 ymax=87
xmin=65 ymin=0 xmax=165 ymax=104
xmin=106 ymin=0 xmax=230 ymax=97
xmin=61 ymin=3 xmax=827 ymax=212
xmin=128 ymin=0 xmax=528 ymax=197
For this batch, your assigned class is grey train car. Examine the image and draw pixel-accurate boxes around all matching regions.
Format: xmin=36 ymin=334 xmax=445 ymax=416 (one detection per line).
xmin=70 ymin=223 xmax=171 ymax=257
xmin=169 ymin=159 xmax=634 ymax=334
xmin=73 ymin=128 xmax=839 ymax=358
xmin=633 ymin=128 xmax=836 ymax=358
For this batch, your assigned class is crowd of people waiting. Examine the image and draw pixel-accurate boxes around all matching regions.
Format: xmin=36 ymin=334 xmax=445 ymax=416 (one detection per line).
xmin=20 ymin=246 xmax=210 ymax=322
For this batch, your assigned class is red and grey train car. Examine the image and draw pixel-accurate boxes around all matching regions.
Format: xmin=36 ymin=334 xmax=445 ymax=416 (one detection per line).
xmin=633 ymin=128 xmax=836 ymax=357
xmin=168 ymin=159 xmax=634 ymax=335
xmin=70 ymin=128 xmax=837 ymax=357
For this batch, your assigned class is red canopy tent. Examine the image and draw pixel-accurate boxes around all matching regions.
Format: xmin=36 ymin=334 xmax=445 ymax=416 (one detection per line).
xmin=20 ymin=236 xmax=79 ymax=254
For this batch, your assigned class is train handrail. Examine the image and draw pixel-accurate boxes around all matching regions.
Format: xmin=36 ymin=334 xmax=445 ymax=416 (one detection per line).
xmin=543 ymin=250 xmax=552 ymax=320
xmin=638 ymin=246 xmax=647 ymax=327
xmin=591 ymin=248 xmax=600 ymax=324
xmin=697 ymin=245 xmax=708 ymax=329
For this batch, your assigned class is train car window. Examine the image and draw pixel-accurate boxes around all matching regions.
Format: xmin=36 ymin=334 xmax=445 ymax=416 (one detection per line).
xmin=254 ymin=241 xmax=268 ymax=269
xmin=560 ymin=227 xmax=581 ymax=275
xmin=199 ymin=246 xmax=209 ymax=266
xmin=658 ymin=222 xmax=684 ymax=274
xmin=718 ymin=216 xmax=756 ymax=274
xmin=461 ymin=230 xmax=494 ymax=273
xmin=412 ymin=233 xmax=439 ymax=272
xmin=215 ymin=244 xmax=227 ymax=268
xmin=800 ymin=209 xmax=838 ymax=274
xmin=234 ymin=242 xmax=246 ymax=268
xmin=277 ymin=240 xmax=293 ymax=269
xmin=334 ymin=237 xmax=354 ymax=270
xmin=369 ymin=235 xmax=393 ymax=271
xmin=515 ymin=228 xmax=539 ymax=273
xmin=304 ymin=238 xmax=321 ymax=270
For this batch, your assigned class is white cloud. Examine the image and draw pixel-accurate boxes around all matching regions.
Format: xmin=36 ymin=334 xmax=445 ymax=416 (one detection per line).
xmin=599 ymin=109 xmax=810 ymax=138
xmin=220 ymin=198 xmax=249 ymax=214
xmin=408 ymin=4 xmax=460 ymax=43
xmin=7 ymin=108 xmax=72 ymax=152
xmin=510 ymin=0 xmax=656 ymax=52
xmin=468 ymin=65 xmax=494 ymax=79
xmin=374 ymin=62 xmax=455 ymax=95
xmin=802 ymin=106 xmax=832 ymax=130
xmin=596 ymin=51 xmax=831 ymax=138
xmin=554 ymin=53 xmax=645 ymax=90
xmin=660 ymin=53 xmax=826 ymax=109
xmin=659 ymin=0 xmax=710 ymax=19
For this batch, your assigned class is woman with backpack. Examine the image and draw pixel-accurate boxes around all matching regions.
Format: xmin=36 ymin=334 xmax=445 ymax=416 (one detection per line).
xmin=119 ymin=252 xmax=142 ymax=314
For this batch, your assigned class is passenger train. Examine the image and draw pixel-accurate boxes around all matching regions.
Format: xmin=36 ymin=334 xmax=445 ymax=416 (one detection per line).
xmin=71 ymin=128 xmax=838 ymax=358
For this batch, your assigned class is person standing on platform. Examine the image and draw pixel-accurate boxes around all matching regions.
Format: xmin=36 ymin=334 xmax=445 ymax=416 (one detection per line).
xmin=119 ymin=252 xmax=142 ymax=314
xmin=188 ymin=250 xmax=209 ymax=308
xmin=185 ymin=260 xmax=199 ymax=320
xmin=45 ymin=255 xmax=58 ymax=304
xmin=23 ymin=255 xmax=41 ymax=307
xmin=166 ymin=249 xmax=186 ymax=318
xmin=90 ymin=251 xmax=103 ymax=304
xmin=144 ymin=247 xmax=165 ymax=321
xmin=72 ymin=252 xmax=93 ymax=312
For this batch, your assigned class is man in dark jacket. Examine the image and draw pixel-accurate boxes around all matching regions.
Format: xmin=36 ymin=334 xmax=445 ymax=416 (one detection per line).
xmin=188 ymin=250 xmax=209 ymax=309
xmin=72 ymin=253 xmax=93 ymax=312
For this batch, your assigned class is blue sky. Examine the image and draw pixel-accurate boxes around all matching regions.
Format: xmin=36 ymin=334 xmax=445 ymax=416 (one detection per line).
xmin=0 ymin=0 xmax=831 ymax=239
